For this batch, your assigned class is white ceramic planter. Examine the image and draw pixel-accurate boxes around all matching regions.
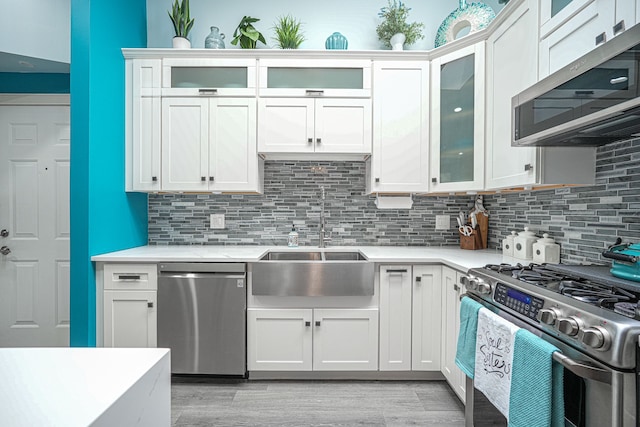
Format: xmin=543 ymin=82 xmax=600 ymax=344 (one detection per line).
xmin=172 ymin=37 xmax=191 ymax=49
xmin=390 ymin=33 xmax=406 ymax=51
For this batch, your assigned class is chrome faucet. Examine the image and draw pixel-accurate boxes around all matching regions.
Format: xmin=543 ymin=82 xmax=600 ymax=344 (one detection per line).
xmin=319 ymin=186 xmax=331 ymax=248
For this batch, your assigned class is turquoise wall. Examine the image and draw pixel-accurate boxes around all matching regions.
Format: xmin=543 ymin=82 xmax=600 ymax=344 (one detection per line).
xmin=0 ymin=73 xmax=70 ymax=93
xmin=70 ymin=0 xmax=148 ymax=346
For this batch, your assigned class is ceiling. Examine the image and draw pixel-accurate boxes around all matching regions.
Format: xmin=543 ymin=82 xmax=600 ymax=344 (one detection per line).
xmin=0 ymin=51 xmax=69 ymax=74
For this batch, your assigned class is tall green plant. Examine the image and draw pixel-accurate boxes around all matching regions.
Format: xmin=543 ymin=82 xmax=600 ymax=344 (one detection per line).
xmin=273 ymin=15 xmax=305 ymax=49
xmin=231 ymin=16 xmax=266 ymax=49
xmin=376 ymin=0 xmax=424 ymax=48
xmin=168 ymin=0 xmax=194 ymax=39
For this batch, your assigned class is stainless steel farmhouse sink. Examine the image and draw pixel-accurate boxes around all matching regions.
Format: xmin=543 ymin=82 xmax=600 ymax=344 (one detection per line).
xmin=251 ymin=250 xmax=374 ymax=296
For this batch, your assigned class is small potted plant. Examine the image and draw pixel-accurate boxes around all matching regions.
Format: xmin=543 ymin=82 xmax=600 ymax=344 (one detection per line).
xmin=231 ymin=16 xmax=266 ymax=49
xmin=273 ymin=15 xmax=305 ymax=49
xmin=376 ymin=0 xmax=424 ymax=50
xmin=168 ymin=0 xmax=194 ymax=48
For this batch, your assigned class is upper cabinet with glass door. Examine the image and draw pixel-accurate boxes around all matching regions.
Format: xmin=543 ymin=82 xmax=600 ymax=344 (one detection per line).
xmin=162 ymin=58 xmax=257 ymax=96
xmin=539 ymin=0 xmax=639 ymax=78
xmin=430 ymin=43 xmax=484 ymax=193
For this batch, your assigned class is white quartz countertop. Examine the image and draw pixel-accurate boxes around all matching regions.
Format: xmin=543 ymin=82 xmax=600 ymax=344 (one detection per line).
xmin=0 ymin=348 xmax=170 ymax=427
xmin=92 ymin=245 xmax=516 ymax=272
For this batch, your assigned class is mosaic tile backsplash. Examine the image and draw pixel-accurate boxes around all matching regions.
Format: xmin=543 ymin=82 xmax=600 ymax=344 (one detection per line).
xmin=148 ymin=139 xmax=640 ymax=264
xmin=483 ymin=139 xmax=640 ymax=264
xmin=148 ymin=161 xmax=474 ymax=246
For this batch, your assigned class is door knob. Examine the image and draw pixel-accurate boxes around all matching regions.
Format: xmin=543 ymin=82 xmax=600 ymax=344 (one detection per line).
xmin=0 ymin=229 xmax=8 ymax=238
xmin=0 ymin=246 xmax=11 ymax=255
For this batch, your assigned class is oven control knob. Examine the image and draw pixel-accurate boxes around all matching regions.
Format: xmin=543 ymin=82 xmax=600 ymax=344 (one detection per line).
xmin=557 ymin=316 xmax=583 ymax=336
xmin=477 ymin=281 xmax=491 ymax=295
xmin=537 ymin=308 xmax=561 ymax=325
xmin=463 ymin=277 xmax=479 ymax=291
xmin=581 ymin=326 xmax=610 ymax=350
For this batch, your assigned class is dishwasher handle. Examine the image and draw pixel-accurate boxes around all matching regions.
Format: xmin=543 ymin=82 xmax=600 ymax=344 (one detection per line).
xmin=159 ymin=272 xmax=246 ymax=280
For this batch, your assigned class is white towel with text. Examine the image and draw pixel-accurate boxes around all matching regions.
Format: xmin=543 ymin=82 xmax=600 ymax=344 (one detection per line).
xmin=474 ymin=307 xmax=520 ymax=419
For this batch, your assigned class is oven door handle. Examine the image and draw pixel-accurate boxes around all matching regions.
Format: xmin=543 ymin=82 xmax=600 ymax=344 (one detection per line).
xmin=553 ymin=352 xmax=611 ymax=384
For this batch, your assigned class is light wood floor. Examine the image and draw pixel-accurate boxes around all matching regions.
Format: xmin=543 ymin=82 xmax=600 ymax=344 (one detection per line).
xmin=171 ymin=379 xmax=465 ymax=426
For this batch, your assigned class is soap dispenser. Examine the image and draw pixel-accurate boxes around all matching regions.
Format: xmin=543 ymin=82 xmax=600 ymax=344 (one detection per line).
xmin=288 ymin=225 xmax=299 ymax=247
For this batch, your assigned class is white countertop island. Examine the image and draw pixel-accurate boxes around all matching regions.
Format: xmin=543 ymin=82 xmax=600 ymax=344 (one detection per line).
xmin=0 ymin=348 xmax=171 ymax=427
xmin=91 ymin=245 xmax=515 ymax=272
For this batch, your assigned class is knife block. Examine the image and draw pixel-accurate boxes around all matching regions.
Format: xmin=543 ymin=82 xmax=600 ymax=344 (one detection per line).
xmin=459 ymin=213 xmax=488 ymax=250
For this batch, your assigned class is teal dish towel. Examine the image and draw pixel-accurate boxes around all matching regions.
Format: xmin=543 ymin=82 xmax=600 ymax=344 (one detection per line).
xmin=509 ymin=329 xmax=565 ymax=427
xmin=455 ymin=296 xmax=483 ymax=379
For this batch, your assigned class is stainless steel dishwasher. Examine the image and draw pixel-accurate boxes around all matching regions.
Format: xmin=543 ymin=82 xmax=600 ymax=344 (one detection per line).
xmin=158 ymin=263 xmax=246 ymax=376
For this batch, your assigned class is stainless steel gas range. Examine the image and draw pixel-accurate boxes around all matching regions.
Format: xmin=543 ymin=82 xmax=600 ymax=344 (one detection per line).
xmin=462 ymin=263 xmax=640 ymax=427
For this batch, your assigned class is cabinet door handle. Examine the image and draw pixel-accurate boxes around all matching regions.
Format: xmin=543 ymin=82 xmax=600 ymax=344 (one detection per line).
xmin=613 ymin=20 xmax=625 ymax=36
xmin=431 ymin=177 xmax=437 ymax=183
xmin=454 ymin=284 xmax=460 ymax=291
xmin=117 ymin=274 xmax=141 ymax=280
xmin=315 ymin=321 xmax=321 ymax=326
xmin=306 ymin=90 xmax=324 ymax=96
xmin=375 ymin=177 xmax=380 ymax=183
xmin=386 ymin=269 xmax=407 ymax=274
xmin=595 ymin=32 xmax=606 ymax=46
xmin=316 ymin=138 xmax=321 ymax=144
xmin=524 ymin=163 xmax=533 ymax=172
xmin=305 ymin=321 xmax=311 ymax=327
xmin=201 ymin=176 xmax=206 ymax=182
xmin=307 ymin=138 xmax=313 ymax=143
xmin=147 ymin=302 xmax=154 ymax=308
xmin=415 ymin=276 xmax=422 ymax=283
xmin=199 ymin=88 xmax=218 ymax=95
xmin=209 ymin=176 xmax=214 ymax=182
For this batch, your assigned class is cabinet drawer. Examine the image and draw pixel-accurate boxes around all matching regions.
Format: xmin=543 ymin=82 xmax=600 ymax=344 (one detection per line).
xmin=104 ymin=264 xmax=158 ymax=290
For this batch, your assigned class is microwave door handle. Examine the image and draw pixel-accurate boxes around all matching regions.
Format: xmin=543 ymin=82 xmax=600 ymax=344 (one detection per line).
xmin=552 ymin=352 xmax=611 ymax=384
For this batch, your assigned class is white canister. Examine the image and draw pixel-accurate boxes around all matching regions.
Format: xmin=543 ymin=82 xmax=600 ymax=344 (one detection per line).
xmin=513 ymin=227 xmax=537 ymax=260
xmin=502 ymin=231 xmax=517 ymax=257
xmin=533 ymin=233 xmax=561 ymax=264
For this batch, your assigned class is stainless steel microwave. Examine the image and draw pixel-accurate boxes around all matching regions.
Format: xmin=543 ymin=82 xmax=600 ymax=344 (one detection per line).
xmin=512 ymin=23 xmax=640 ymax=147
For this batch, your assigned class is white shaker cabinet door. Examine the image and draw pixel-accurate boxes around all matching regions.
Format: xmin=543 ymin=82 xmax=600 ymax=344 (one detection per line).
xmin=257 ymin=98 xmax=314 ymax=153
xmin=412 ymin=265 xmax=442 ymax=371
xmin=441 ymin=267 xmax=466 ymax=403
xmin=379 ymin=266 xmax=412 ymax=371
xmin=313 ymin=308 xmax=379 ymax=371
xmin=161 ymin=97 xmax=209 ymax=191
xmin=314 ymin=98 xmax=371 ymax=154
xmin=247 ymin=309 xmax=313 ymax=371
xmin=103 ymin=290 xmax=157 ymax=348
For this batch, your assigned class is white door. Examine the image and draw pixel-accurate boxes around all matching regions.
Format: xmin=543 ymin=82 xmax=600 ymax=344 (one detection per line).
xmin=412 ymin=265 xmax=442 ymax=371
xmin=247 ymin=309 xmax=313 ymax=371
xmin=209 ymin=98 xmax=259 ymax=192
xmin=314 ymin=98 xmax=372 ymax=154
xmin=313 ymin=308 xmax=378 ymax=371
xmin=161 ymin=97 xmax=209 ymax=191
xmin=379 ymin=265 xmax=412 ymax=371
xmin=0 ymin=103 xmax=70 ymax=347
xmin=257 ymin=98 xmax=314 ymax=153
xmin=103 ymin=290 xmax=157 ymax=348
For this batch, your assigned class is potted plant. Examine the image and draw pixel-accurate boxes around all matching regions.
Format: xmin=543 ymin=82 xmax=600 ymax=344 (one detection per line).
xmin=168 ymin=0 xmax=194 ymax=48
xmin=376 ymin=0 xmax=424 ymax=50
xmin=273 ymin=15 xmax=305 ymax=49
xmin=231 ymin=16 xmax=266 ymax=49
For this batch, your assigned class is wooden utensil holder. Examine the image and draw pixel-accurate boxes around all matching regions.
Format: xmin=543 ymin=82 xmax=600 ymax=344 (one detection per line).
xmin=459 ymin=213 xmax=489 ymax=250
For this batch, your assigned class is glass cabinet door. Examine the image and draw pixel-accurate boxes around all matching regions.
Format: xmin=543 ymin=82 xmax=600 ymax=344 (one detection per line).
xmin=431 ymin=43 xmax=485 ymax=192
xmin=162 ymin=58 xmax=257 ymax=96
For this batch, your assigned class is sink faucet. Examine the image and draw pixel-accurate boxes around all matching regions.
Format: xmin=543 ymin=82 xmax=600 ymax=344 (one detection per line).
xmin=319 ymin=186 xmax=332 ymax=248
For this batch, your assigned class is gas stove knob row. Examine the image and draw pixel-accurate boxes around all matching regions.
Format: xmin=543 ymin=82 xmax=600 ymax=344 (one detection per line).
xmin=580 ymin=326 xmax=611 ymax=350
xmin=557 ymin=316 xmax=584 ymax=336
xmin=537 ymin=308 xmax=562 ymax=326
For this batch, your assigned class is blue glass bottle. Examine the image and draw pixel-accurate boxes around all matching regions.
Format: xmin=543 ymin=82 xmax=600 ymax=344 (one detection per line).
xmin=325 ymin=32 xmax=348 ymax=50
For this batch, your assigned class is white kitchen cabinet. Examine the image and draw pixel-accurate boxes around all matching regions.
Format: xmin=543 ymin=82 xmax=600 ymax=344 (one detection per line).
xmin=379 ymin=265 xmax=442 ymax=372
xmin=247 ymin=308 xmax=378 ymax=371
xmin=412 ymin=265 xmax=442 ymax=371
xmin=257 ymin=97 xmax=371 ymax=155
xmin=247 ymin=309 xmax=313 ymax=371
xmin=103 ymin=264 xmax=158 ymax=348
xmin=127 ymin=59 xmax=161 ymax=192
xmin=379 ymin=266 xmax=413 ymax=371
xmin=161 ymin=97 xmax=262 ymax=193
xmin=431 ymin=43 xmax=485 ymax=193
xmin=539 ymin=0 xmax=616 ymax=77
xmin=368 ymin=61 xmax=429 ymax=194
xmin=313 ymin=308 xmax=379 ymax=371
xmin=161 ymin=58 xmax=257 ymax=97
xmin=441 ymin=266 xmax=466 ymax=403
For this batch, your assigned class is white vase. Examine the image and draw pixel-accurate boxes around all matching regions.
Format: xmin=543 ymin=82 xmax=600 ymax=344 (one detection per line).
xmin=390 ymin=33 xmax=406 ymax=51
xmin=172 ymin=36 xmax=191 ymax=49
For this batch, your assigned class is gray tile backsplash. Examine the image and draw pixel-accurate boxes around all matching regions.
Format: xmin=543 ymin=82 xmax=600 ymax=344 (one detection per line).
xmin=148 ymin=161 xmax=474 ymax=246
xmin=148 ymin=139 xmax=640 ymax=264
xmin=483 ymin=138 xmax=640 ymax=264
